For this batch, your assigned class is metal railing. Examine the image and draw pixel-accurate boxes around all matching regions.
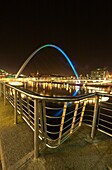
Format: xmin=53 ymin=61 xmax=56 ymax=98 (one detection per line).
xmin=0 ymin=81 xmax=112 ymax=159
xmin=96 ymin=92 xmax=112 ymax=136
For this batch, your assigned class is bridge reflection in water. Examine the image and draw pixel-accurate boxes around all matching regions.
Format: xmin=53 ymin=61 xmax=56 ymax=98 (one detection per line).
xmin=0 ymin=81 xmax=112 ymax=160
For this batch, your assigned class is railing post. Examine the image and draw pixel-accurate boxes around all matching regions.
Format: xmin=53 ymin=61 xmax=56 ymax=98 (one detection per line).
xmin=42 ymin=100 xmax=47 ymax=144
xmin=58 ymin=102 xmax=67 ymax=145
xmin=34 ymin=99 xmax=39 ymax=159
xmin=26 ymin=96 xmax=31 ymax=123
xmin=91 ymin=95 xmax=99 ymax=139
xmin=79 ymin=99 xmax=87 ymax=127
xmin=39 ymin=101 xmax=44 ymax=139
xmin=70 ymin=101 xmax=79 ymax=134
xmin=18 ymin=92 xmax=23 ymax=119
xmin=14 ymin=90 xmax=17 ymax=124
xmin=3 ymin=82 xmax=6 ymax=105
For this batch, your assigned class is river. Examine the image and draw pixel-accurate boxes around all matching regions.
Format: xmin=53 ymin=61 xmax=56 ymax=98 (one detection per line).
xmin=22 ymin=82 xmax=111 ymax=97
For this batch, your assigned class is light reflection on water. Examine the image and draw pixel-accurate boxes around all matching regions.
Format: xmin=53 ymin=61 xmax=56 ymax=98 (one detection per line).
xmin=23 ymin=82 xmax=111 ymax=97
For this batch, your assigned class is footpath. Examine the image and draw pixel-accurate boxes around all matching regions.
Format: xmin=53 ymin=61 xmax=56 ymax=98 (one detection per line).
xmin=0 ymin=97 xmax=112 ymax=170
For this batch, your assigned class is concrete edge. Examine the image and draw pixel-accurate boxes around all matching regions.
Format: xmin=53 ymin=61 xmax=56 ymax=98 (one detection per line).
xmin=0 ymin=138 xmax=34 ymax=170
xmin=7 ymin=151 xmax=34 ymax=170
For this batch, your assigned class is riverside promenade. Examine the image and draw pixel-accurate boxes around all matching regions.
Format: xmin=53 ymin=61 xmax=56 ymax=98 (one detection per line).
xmin=0 ymin=96 xmax=112 ymax=170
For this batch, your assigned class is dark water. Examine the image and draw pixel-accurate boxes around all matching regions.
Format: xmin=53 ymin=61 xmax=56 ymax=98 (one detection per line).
xmin=23 ymin=82 xmax=110 ymax=97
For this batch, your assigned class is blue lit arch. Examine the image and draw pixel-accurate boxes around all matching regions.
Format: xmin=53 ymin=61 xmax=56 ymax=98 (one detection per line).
xmin=16 ymin=44 xmax=79 ymax=79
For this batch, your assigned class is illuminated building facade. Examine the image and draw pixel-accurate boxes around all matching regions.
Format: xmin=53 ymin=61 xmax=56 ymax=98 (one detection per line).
xmin=91 ymin=68 xmax=109 ymax=80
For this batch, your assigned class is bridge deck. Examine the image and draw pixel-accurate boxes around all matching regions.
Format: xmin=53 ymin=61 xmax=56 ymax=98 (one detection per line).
xmin=0 ymin=97 xmax=112 ymax=170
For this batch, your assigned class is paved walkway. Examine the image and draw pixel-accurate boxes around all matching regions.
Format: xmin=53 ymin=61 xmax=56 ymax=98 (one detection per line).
xmin=0 ymin=97 xmax=112 ymax=170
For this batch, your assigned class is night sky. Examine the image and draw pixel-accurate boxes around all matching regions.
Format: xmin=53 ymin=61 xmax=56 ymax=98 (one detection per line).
xmin=0 ymin=1 xmax=112 ymax=76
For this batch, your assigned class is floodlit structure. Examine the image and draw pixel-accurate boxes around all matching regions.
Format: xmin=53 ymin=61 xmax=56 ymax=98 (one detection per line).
xmin=91 ymin=68 xmax=109 ymax=80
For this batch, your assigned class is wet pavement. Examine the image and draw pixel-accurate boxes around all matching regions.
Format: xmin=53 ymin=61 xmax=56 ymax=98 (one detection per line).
xmin=0 ymin=97 xmax=112 ymax=170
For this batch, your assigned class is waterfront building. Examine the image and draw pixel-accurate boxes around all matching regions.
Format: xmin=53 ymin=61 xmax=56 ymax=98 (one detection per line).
xmin=91 ymin=68 xmax=109 ymax=80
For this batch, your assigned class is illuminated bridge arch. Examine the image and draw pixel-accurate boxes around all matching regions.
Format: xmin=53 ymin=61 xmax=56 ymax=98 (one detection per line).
xmin=15 ymin=44 xmax=79 ymax=80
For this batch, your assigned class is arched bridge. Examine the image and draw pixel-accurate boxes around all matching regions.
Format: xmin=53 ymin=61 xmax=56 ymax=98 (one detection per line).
xmin=15 ymin=44 xmax=79 ymax=80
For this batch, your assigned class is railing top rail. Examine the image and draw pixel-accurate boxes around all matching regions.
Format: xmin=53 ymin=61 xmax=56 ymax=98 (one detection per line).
xmin=1 ymin=82 xmax=96 ymax=102
xmin=96 ymin=92 xmax=112 ymax=97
